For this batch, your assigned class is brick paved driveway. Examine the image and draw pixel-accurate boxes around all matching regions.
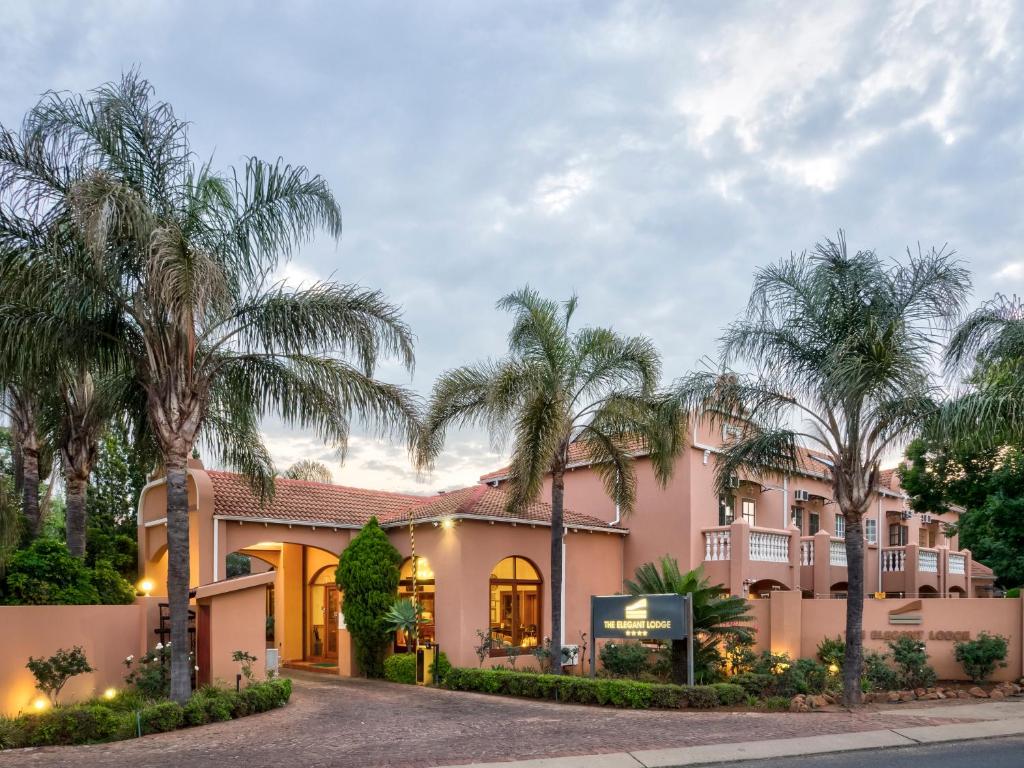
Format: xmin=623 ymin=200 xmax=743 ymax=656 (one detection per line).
xmin=0 ymin=672 xmax=990 ymax=768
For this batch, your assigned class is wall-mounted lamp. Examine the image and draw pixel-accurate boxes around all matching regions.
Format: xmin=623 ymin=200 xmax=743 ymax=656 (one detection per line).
xmin=440 ymin=517 xmax=455 ymax=531
xmin=138 ymin=579 xmax=155 ymax=597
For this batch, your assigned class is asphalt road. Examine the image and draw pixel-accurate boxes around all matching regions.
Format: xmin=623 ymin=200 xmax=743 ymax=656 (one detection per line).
xmin=709 ymin=735 xmax=1024 ymax=767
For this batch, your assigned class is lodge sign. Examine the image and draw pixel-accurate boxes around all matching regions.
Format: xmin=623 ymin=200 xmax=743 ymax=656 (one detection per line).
xmin=590 ymin=594 xmax=689 ymax=640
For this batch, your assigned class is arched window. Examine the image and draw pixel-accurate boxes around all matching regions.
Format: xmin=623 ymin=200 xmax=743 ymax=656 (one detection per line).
xmin=489 ymin=556 xmax=541 ymax=649
xmin=396 ymin=557 xmax=435 ymax=650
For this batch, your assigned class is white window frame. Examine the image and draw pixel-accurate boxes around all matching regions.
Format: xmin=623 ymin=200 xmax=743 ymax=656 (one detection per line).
xmin=834 ymin=514 xmax=846 ymax=539
xmin=741 ymin=498 xmax=756 ymax=526
xmin=865 ymin=518 xmax=877 ymax=544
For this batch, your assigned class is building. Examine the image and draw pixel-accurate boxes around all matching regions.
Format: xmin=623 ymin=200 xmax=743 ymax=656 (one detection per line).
xmin=136 ymin=417 xmax=993 ymax=677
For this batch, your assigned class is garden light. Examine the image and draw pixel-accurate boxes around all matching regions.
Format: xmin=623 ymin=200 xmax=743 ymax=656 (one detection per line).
xmin=103 ymin=687 xmax=117 ymax=700
xmin=139 ymin=579 xmax=154 ymax=596
xmin=32 ymin=697 xmax=49 ymax=711
xmin=828 ymin=663 xmax=840 ymax=674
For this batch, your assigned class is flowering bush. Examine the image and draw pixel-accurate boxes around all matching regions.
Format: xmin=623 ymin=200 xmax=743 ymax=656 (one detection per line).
xmin=124 ymin=643 xmax=195 ymax=700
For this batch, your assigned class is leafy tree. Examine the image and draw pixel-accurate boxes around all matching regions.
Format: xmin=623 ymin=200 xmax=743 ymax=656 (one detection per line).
xmin=4 ymin=539 xmax=99 ymax=604
xmin=26 ymin=646 xmax=94 ymax=704
xmin=336 ymin=517 xmax=402 ymax=677
xmin=226 ymin=552 xmax=252 ymax=578
xmin=0 ymin=73 xmax=418 ymax=701
xmin=283 ymin=459 xmax=333 ymax=483
xmin=419 ymin=288 xmax=681 ymax=672
xmin=85 ymin=422 xmax=151 ymax=580
xmin=899 ymin=437 xmax=1024 ymax=587
xmin=624 ymin=558 xmax=754 ymax=684
xmin=669 ymin=234 xmax=969 ymax=704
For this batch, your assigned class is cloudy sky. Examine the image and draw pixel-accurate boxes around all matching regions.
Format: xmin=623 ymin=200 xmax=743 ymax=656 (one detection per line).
xmin=3 ymin=1 xmax=1022 ymax=493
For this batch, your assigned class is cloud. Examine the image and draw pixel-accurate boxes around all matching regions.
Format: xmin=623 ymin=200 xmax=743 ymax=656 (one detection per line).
xmin=3 ymin=0 xmax=1023 ymax=494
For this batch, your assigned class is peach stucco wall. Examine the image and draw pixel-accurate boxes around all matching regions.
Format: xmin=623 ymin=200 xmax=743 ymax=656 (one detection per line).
xmin=759 ymin=591 xmax=1024 ymax=681
xmin=0 ymin=604 xmax=150 ymax=716
xmin=199 ymin=586 xmax=269 ymax=686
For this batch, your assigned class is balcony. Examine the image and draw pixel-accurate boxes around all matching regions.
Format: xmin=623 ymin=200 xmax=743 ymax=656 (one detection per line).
xmin=702 ymin=519 xmax=976 ymax=599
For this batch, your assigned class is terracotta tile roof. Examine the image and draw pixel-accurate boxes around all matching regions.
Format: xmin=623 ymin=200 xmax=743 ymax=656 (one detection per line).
xmin=403 ymin=484 xmax=624 ymax=531
xmin=207 ymin=471 xmax=424 ymax=527
xmin=971 ymin=560 xmax=996 ymax=579
xmin=479 ymin=438 xmax=648 ymax=482
xmin=204 ymin=470 xmax=622 ymax=532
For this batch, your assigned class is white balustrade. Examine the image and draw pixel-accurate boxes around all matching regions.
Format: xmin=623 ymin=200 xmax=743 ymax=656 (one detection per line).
xmin=948 ymin=553 xmax=966 ymax=575
xmin=919 ymin=549 xmax=938 ymax=573
xmin=829 ymin=539 xmax=848 ymax=567
xmin=704 ymin=529 xmax=731 ymax=561
xmin=749 ymin=530 xmax=790 ymax=563
xmin=800 ymin=538 xmax=814 ymax=566
xmin=882 ymin=547 xmax=906 ymax=572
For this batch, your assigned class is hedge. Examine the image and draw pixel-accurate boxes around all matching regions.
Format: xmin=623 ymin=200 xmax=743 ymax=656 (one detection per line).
xmin=0 ymin=678 xmax=292 ymax=749
xmin=443 ymin=668 xmax=743 ymax=710
xmin=383 ymin=652 xmax=452 ymax=685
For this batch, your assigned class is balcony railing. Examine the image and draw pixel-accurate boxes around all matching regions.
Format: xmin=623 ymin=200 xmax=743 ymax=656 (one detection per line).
xmin=704 ymin=527 xmax=731 ymax=561
xmin=750 ymin=529 xmax=789 ymax=563
xmin=919 ymin=549 xmax=939 ymax=573
xmin=800 ymin=538 xmax=814 ymax=566
xmin=829 ymin=539 xmax=847 ymax=567
xmin=882 ymin=547 xmax=906 ymax=572
xmin=948 ymin=552 xmax=966 ymax=575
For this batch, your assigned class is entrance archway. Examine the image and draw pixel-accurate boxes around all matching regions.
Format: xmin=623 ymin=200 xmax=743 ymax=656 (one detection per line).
xmin=748 ymin=579 xmax=788 ymax=599
xmin=309 ymin=565 xmax=340 ymax=661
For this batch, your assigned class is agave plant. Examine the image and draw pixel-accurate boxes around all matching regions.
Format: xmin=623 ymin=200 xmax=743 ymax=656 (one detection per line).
xmin=625 ymin=557 xmax=754 ymax=684
xmin=383 ymin=598 xmax=425 ymax=650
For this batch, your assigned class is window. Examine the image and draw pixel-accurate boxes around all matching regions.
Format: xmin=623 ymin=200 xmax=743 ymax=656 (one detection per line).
xmin=865 ymin=518 xmax=877 ymax=544
xmin=489 ymin=556 xmax=541 ymax=650
xmin=889 ymin=524 xmax=908 ymax=546
xmin=741 ymin=499 xmax=756 ymax=526
xmin=791 ymin=506 xmax=803 ymax=531
xmin=396 ymin=557 xmax=435 ymax=650
xmin=834 ymin=514 xmax=845 ymax=539
xmin=808 ymin=512 xmax=820 ymax=535
xmin=718 ymin=494 xmax=735 ymax=526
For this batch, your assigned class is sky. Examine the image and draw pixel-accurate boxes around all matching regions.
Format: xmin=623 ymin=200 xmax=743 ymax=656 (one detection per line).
xmin=3 ymin=1 xmax=1022 ymax=494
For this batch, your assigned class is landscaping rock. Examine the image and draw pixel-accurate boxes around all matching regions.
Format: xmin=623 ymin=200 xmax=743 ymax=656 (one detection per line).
xmin=958 ymin=690 xmax=972 ymax=699
xmin=922 ymin=692 xmax=939 ymax=700
xmin=914 ymin=688 xmax=926 ymax=698
xmin=807 ymin=695 xmax=829 ymax=709
xmin=887 ymin=691 xmax=901 ymax=702
xmin=823 ymin=693 xmax=837 ymax=705
xmin=969 ymin=687 xmax=989 ymax=698
xmin=990 ymin=690 xmax=1005 ymax=700
xmin=899 ymin=691 xmax=915 ymax=702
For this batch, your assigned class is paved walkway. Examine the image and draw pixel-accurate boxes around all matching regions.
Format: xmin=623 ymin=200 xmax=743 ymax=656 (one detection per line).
xmin=0 ymin=673 xmax=1019 ymax=768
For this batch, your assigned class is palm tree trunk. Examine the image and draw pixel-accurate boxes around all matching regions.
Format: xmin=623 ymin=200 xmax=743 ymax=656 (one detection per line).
xmin=21 ymin=446 xmax=40 ymax=537
xmin=842 ymin=510 xmax=865 ymax=706
xmin=165 ymin=449 xmax=192 ymax=703
xmin=549 ymin=469 xmax=564 ymax=675
xmin=65 ymin=474 xmax=88 ymax=557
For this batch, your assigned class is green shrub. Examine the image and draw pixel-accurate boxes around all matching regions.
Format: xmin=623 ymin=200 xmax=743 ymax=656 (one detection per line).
xmin=679 ymin=685 xmax=719 ymax=708
xmin=816 ymin=636 xmax=845 ymax=668
xmin=24 ymin=704 xmax=121 ymax=746
xmin=758 ymin=695 xmax=791 ymax=712
xmin=335 ymin=518 xmax=402 ymax=678
xmin=4 ymin=540 xmax=100 ymax=605
xmin=183 ymin=688 xmax=235 ymax=726
xmin=789 ymin=658 xmax=828 ymax=695
xmin=430 ymin=652 xmax=452 ymax=684
xmin=0 ymin=716 xmax=27 ymax=750
xmin=888 ymin=636 xmax=937 ymax=689
xmin=91 ymin=559 xmax=137 ymax=604
xmin=139 ymin=701 xmax=183 ymax=734
xmin=711 ymin=683 xmax=746 ymax=706
xmin=26 ymin=646 xmax=94 ymax=704
xmin=383 ymin=653 xmax=417 ymax=684
xmin=1005 ymin=587 xmax=1021 ymax=598
xmin=124 ymin=644 xmax=172 ymax=699
xmin=954 ymin=633 xmax=1009 ymax=682
xmin=441 ymin=667 xmax=726 ymax=710
xmin=599 ymin=642 xmax=651 ymax=677
xmin=863 ymin=651 xmax=899 ymax=692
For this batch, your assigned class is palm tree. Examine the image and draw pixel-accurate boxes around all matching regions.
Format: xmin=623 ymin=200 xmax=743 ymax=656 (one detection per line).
xmin=0 ymin=384 xmax=45 ymax=535
xmin=283 ymin=459 xmax=333 ymax=483
xmin=624 ymin=557 xmax=753 ymax=684
xmin=940 ymin=295 xmax=1024 ymax=447
xmin=669 ymin=233 xmax=969 ymax=705
xmin=0 ymin=74 xmax=420 ymax=702
xmin=419 ymin=287 xmax=682 ymax=672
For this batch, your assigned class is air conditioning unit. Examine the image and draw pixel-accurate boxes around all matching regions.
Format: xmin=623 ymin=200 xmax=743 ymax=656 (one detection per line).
xmin=900 ymin=511 xmax=913 ymax=521
xmin=920 ymin=513 xmax=933 ymax=524
xmin=727 ymin=475 xmax=741 ymax=489
xmin=794 ymin=489 xmax=811 ymax=502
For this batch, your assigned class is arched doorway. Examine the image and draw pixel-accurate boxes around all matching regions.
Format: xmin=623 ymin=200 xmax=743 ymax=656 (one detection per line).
xmin=949 ymin=586 xmax=966 ymax=598
xmin=830 ymin=581 xmax=848 ymax=599
xmin=308 ymin=565 xmax=340 ymax=661
xmin=396 ymin=557 xmax=435 ymax=651
xmin=920 ymin=585 xmax=939 ymax=598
